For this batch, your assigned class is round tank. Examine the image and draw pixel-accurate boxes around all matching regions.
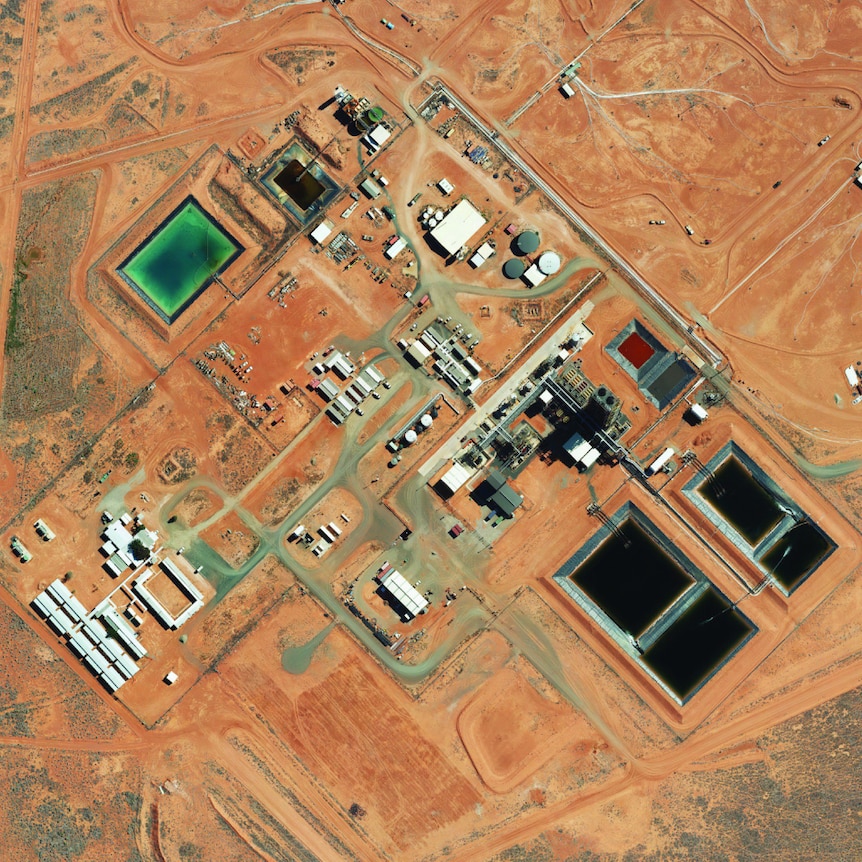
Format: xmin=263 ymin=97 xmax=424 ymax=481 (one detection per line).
xmin=435 ymin=208 xmax=444 ymax=218
xmin=503 ymin=258 xmax=526 ymax=279
xmin=424 ymin=206 xmax=433 ymax=217
xmin=537 ymin=251 xmax=561 ymax=275
xmin=404 ymin=429 xmax=418 ymax=445
xmin=430 ymin=216 xmax=439 ymax=227
xmin=420 ymin=414 xmax=433 ymax=428
xmin=514 ymin=230 xmax=540 ymax=255
xmin=596 ymin=386 xmax=608 ymax=398
xmin=368 ymin=106 xmax=385 ymax=123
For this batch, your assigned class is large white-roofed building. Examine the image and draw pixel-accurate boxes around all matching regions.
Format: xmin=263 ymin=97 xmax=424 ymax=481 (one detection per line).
xmin=377 ymin=569 xmax=429 ymax=621
xmin=429 ymin=199 xmax=486 ymax=257
xmin=436 ymin=461 xmax=473 ymax=497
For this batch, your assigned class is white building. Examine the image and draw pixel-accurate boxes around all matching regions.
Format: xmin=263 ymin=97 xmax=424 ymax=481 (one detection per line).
xmin=385 ymin=237 xmax=407 ymax=259
xmin=429 ymin=199 xmax=487 ymax=256
xmin=523 ymin=264 xmax=547 ymax=288
xmin=310 ymin=221 xmax=333 ymax=244
xmin=437 ymin=178 xmax=454 ymax=195
xmin=378 ymin=569 xmax=428 ymax=621
xmin=438 ymin=461 xmax=473 ymax=496
xmin=363 ymin=124 xmax=391 ymax=152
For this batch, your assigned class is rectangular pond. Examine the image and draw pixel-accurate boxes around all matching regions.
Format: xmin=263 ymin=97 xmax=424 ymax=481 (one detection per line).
xmin=759 ymin=520 xmax=833 ymax=591
xmin=273 ymin=159 xmax=326 ymax=210
xmin=685 ymin=443 xmax=837 ymax=594
xmin=642 ymin=588 xmax=754 ymax=702
xmin=119 ymin=196 xmax=242 ymax=323
xmin=260 ymin=141 xmax=340 ymax=224
xmin=618 ymin=331 xmax=654 ymax=369
xmin=699 ymin=456 xmax=783 ymax=546
xmin=555 ymin=501 xmax=759 ymax=703
xmin=569 ymin=519 xmax=694 ymax=638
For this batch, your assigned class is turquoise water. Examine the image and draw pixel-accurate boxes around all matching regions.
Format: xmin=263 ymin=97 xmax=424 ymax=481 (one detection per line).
xmin=119 ymin=197 xmax=242 ymax=323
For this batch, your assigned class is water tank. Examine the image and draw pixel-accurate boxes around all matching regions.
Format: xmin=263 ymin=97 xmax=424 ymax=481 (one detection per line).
xmin=368 ymin=106 xmax=385 ymax=123
xmin=429 ymin=216 xmax=439 ymax=227
xmin=514 ymin=230 xmax=540 ymax=255
xmin=503 ymin=258 xmax=526 ymax=279
xmin=537 ymin=251 xmax=561 ymax=275
xmin=420 ymin=414 xmax=433 ymax=428
xmin=404 ymin=429 xmax=418 ymax=445
xmin=435 ymin=208 xmax=444 ymax=219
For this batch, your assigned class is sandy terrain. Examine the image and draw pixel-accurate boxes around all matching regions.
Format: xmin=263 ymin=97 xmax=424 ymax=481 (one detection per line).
xmin=1 ymin=0 xmax=862 ymax=859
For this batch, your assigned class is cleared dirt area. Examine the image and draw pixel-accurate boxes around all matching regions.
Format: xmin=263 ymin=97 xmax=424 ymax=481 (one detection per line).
xmin=168 ymin=486 xmax=222 ymax=528
xmin=2 ymin=0 xmax=862 ymax=859
xmin=200 ymin=509 xmax=261 ymax=569
xmin=457 ymin=662 xmax=594 ymax=793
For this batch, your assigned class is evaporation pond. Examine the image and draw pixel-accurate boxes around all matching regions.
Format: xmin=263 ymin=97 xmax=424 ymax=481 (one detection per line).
xmin=642 ymin=588 xmax=754 ymax=701
xmin=760 ymin=521 xmax=832 ymax=591
xmin=570 ymin=520 xmax=694 ymax=637
xmin=618 ymin=331 xmax=655 ymax=369
xmin=119 ymin=198 xmax=241 ymax=323
xmin=699 ymin=457 xmax=782 ymax=545
xmin=274 ymin=159 xmax=326 ymax=209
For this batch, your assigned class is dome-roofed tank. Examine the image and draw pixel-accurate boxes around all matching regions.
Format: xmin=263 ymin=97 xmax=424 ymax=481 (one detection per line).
xmin=537 ymin=251 xmax=561 ymax=275
xmin=404 ymin=429 xmax=418 ymax=445
xmin=514 ymin=230 xmax=540 ymax=255
xmin=503 ymin=258 xmax=526 ymax=279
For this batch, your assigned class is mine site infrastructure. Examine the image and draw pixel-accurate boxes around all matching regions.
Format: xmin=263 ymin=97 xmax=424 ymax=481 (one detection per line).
xmin=418 ymin=81 xmax=725 ymax=369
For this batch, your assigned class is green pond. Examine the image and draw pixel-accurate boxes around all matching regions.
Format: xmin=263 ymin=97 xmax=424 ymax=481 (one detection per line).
xmin=119 ymin=197 xmax=242 ymax=323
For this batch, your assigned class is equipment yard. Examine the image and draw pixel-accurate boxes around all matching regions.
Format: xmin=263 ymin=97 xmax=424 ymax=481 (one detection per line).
xmin=2 ymin=1 xmax=862 ymax=860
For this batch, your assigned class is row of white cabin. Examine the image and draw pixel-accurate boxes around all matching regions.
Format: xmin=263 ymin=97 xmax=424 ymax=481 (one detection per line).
xmin=402 ymin=331 xmax=483 ymax=396
xmin=32 ymin=579 xmax=148 ymax=693
xmin=312 ymin=350 xmax=356 ymax=381
xmin=326 ymin=365 xmax=386 ymax=425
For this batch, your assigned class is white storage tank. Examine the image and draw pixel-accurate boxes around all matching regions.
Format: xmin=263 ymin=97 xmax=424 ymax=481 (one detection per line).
xmin=646 ymin=447 xmax=675 ymax=477
xmin=537 ymin=251 xmax=562 ymax=275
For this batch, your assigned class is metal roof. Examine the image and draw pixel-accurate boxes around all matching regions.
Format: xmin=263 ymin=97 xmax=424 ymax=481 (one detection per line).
xmin=379 ymin=570 xmax=428 ymax=618
xmin=429 ymin=199 xmax=487 ymax=256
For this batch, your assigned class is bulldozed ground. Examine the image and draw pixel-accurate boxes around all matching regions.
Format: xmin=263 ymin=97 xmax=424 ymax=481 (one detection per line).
xmin=1 ymin=0 xmax=862 ymax=860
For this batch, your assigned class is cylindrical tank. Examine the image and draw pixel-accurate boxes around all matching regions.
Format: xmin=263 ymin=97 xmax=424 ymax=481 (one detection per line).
xmin=514 ymin=230 xmax=540 ymax=255
xmin=420 ymin=414 xmax=433 ymax=428
xmin=537 ymin=251 xmax=561 ymax=275
xmin=503 ymin=258 xmax=526 ymax=279
xmin=404 ymin=429 xmax=418 ymax=445
xmin=435 ymin=208 xmax=444 ymax=218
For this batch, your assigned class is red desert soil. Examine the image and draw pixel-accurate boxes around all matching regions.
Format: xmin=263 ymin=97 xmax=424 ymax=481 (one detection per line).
xmin=457 ymin=664 xmax=593 ymax=793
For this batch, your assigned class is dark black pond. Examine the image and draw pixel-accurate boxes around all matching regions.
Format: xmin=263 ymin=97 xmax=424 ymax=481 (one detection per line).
xmin=700 ymin=457 xmax=783 ymax=545
xmin=274 ymin=159 xmax=326 ymax=209
xmin=760 ymin=520 xmax=833 ymax=591
xmin=642 ymin=588 xmax=754 ymax=701
xmin=570 ymin=520 xmax=694 ymax=638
